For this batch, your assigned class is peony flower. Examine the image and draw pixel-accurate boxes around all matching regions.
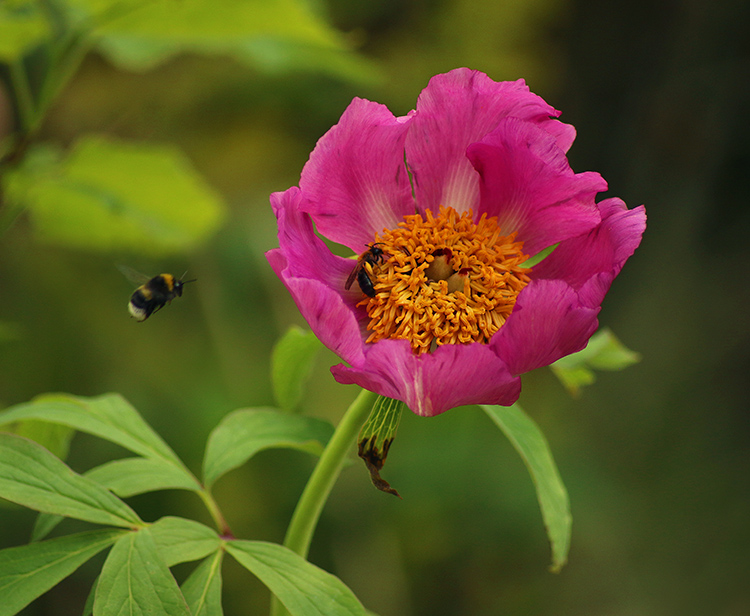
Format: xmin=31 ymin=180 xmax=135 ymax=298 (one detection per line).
xmin=267 ymin=68 xmax=646 ymax=417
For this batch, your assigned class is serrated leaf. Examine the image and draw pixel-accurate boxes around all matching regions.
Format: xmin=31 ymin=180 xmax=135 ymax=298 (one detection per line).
xmin=0 ymin=393 xmax=198 ymax=490
xmin=481 ymin=404 xmax=571 ymax=572
xmin=226 ymin=540 xmax=364 ymax=616
xmin=0 ymin=433 xmax=142 ymax=528
xmin=4 ymin=136 xmax=225 ymax=256
xmin=0 ymin=529 xmax=123 ymax=616
xmin=85 ymin=458 xmax=201 ymax=497
xmin=149 ymin=517 xmax=222 ymax=568
xmin=271 ymin=326 xmax=323 ymax=412
xmin=181 ymin=551 xmax=223 ymax=616
xmin=94 ymin=528 xmax=190 ymax=616
xmin=202 ymin=408 xmax=334 ymax=488
xmin=0 ymin=4 xmax=50 ymax=61
xmin=551 ymin=328 xmax=641 ymax=396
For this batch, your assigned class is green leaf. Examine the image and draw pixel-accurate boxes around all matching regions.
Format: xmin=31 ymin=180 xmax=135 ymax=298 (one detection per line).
xmin=271 ymin=326 xmax=323 ymax=412
xmin=4 ymin=137 xmax=225 ymax=256
xmin=357 ymin=396 xmax=404 ymax=498
xmin=94 ymin=528 xmax=190 ymax=616
xmin=85 ymin=458 xmax=201 ymax=497
xmin=181 ymin=551 xmax=224 ymax=616
xmin=31 ymin=512 xmax=64 ymax=542
xmin=202 ymin=408 xmax=334 ymax=488
xmin=0 ymin=3 xmax=50 ymax=61
xmin=0 ymin=529 xmax=123 ymax=616
xmin=149 ymin=517 xmax=222 ymax=568
xmin=520 ymin=243 xmax=558 ymax=268
xmin=0 ymin=433 xmax=142 ymax=528
xmin=90 ymin=0 xmax=380 ymax=83
xmin=481 ymin=404 xmax=571 ymax=572
xmin=0 ymin=393 xmax=198 ymax=489
xmin=3 ymin=419 xmax=75 ymax=461
xmin=226 ymin=540 xmax=365 ymax=616
xmin=551 ymin=328 xmax=642 ymax=396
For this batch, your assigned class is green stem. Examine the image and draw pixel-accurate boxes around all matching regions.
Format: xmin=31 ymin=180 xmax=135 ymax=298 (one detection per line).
xmin=271 ymin=388 xmax=377 ymax=616
xmin=197 ymin=489 xmax=232 ymax=537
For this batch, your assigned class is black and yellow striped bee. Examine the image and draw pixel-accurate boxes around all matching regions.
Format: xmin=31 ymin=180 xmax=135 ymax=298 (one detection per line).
xmin=119 ymin=266 xmax=196 ymax=322
xmin=345 ymin=243 xmax=386 ymax=297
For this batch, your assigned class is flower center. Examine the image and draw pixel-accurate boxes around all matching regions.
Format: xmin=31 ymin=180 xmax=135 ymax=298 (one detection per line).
xmin=357 ymin=205 xmax=531 ymax=355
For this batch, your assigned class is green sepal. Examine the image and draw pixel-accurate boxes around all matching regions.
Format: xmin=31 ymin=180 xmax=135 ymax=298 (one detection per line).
xmin=357 ymin=396 xmax=405 ymax=498
xmin=551 ymin=328 xmax=641 ymax=396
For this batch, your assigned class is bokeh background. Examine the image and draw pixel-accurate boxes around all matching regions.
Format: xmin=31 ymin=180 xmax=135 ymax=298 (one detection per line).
xmin=1 ymin=0 xmax=749 ymax=614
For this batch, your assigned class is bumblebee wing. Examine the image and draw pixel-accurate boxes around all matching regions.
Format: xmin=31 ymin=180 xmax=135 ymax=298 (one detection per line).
xmin=117 ymin=265 xmax=151 ymax=286
xmin=344 ymin=262 xmax=360 ymax=290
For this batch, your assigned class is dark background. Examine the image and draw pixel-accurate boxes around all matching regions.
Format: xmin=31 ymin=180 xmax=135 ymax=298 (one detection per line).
xmin=1 ymin=0 xmax=748 ymax=614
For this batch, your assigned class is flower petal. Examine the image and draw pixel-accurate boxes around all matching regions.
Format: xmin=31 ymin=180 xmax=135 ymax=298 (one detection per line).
xmin=331 ymin=339 xmax=521 ymax=417
xmin=267 ymin=188 xmax=367 ymax=365
xmin=299 ymin=98 xmax=415 ymax=252
xmin=406 ymin=68 xmax=574 ymax=216
xmin=467 ymin=118 xmax=607 ymax=255
xmin=531 ymin=198 xmax=647 ymax=305
xmin=491 ymin=279 xmax=600 ymax=376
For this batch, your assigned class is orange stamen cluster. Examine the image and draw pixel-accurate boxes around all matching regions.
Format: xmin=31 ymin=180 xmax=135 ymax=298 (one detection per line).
xmin=359 ymin=205 xmax=531 ymax=354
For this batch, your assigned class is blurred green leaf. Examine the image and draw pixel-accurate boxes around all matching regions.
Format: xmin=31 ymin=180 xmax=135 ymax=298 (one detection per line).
xmin=0 ymin=433 xmax=142 ymax=527
xmin=551 ymin=328 xmax=641 ymax=396
xmin=149 ymin=517 xmax=222 ymax=568
xmin=3 ymin=419 xmax=74 ymax=461
xmin=226 ymin=540 xmax=365 ymax=616
xmin=3 ymin=137 xmax=225 ymax=256
xmin=86 ymin=457 xmax=201 ymax=497
xmin=203 ymin=408 xmax=334 ymax=488
xmin=0 ymin=529 xmax=123 ymax=616
xmin=271 ymin=326 xmax=323 ymax=412
xmin=0 ymin=393 xmax=197 ymax=486
xmin=0 ymin=3 xmax=49 ymax=61
xmin=94 ymin=527 xmax=190 ymax=616
xmin=181 ymin=551 xmax=224 ymax=616
xmin=89 ymin=0 xmax=380 ymax=83
xmin=481 ymin=403 xmax=571 ymax=572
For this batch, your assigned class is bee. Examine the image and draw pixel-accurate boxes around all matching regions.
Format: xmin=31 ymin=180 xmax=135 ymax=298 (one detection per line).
xmin=345 ymin=243 xmax=386 ymax=297
xmin=119 ymin=266 xmax=196 ymax=322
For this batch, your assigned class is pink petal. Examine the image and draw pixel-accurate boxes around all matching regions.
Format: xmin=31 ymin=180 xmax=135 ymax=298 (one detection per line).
xmin=269 ymin=188 xmax=352 ymax=290
xmin=531 ymin=198 xmax=647 ymax=304
xmin=299 ymin=98 xmax=415 ymax=252
xmin=467 ymin=118 xmax=606 ymax=255
xmin=331 ymin=338 xmax=521 ymax=417
xmin=267 ymin=187 xmax=367 ymax=366
xmin=405 ymin=68 xmax=573 ymax=216
xmin=491 ymin=279 xmax=600 ymax=376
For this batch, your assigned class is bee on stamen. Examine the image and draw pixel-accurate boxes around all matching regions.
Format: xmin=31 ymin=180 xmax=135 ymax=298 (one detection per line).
xmin=344 ymin=243 xmax=386 ymax=297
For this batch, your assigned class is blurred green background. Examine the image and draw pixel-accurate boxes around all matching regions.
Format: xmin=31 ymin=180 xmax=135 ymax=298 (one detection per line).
xmin=1 ymin=0 xmax=748 ymax=614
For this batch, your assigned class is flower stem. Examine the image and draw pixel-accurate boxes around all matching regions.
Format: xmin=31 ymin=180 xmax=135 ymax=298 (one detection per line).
xmin=271 ymin=388 xmax=376 ymax=616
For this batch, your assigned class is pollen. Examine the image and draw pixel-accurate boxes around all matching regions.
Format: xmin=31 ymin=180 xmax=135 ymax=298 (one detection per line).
xmin=358 ymin=205 xmax=531 ymax=355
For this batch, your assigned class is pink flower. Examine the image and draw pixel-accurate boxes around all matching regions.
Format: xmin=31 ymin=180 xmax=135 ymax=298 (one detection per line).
xmin=267 ymin=68 xmax=646 ymax=417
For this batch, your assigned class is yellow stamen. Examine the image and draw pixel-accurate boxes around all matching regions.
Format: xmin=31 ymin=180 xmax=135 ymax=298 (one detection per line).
xmin=356 ymin=205 xmax=531 ymax=355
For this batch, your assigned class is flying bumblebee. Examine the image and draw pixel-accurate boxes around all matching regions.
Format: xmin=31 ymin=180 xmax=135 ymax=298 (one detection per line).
xmin=119 ymin=266 xmax=196 ymax=322
xmin=344 ymin=243 xmax=386 ymax=297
